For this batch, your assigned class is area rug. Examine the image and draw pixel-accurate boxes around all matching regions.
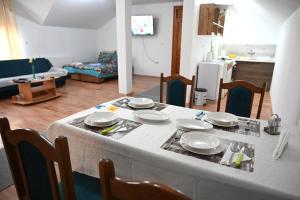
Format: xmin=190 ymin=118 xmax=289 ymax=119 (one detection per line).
xmin=0 ymin=141 xmax=13 ymax=191
xmin=135 ymin=84 xmax=166 ymax=102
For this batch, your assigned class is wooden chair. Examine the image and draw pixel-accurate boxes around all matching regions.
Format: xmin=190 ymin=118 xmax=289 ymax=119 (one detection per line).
xmin=217 ymin=79 xmax=267 ymax=119
xmin=99 ymin=158 xmax=191 ymax=200
xmin=160 ymin=73 xmax=195 ymax=108
xmin=0 ymin=117 xmax=102 ymax=200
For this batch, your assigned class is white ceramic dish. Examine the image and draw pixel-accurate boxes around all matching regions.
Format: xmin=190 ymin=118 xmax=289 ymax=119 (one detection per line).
xmin=84 ymin=112 xmax=118 ymax=127
xmin=134 ymin=110 xmax=169 ymax=122
xmin=205 ymin=119 xmax=239 ymax=127
xmin=130 ymin=97 xmax=154 ymax=107
xmin=180 ymin=140 xmax=225 ymax=155
xmin=176 ymin=119 xmax=213 ymax=130
xmin=206 ymin=112 xmax=238 ymax=125
xmin=128 ymin=102 xmax=155 ymax=109
xmin=180 ymin=132 xmax=220 ymax=150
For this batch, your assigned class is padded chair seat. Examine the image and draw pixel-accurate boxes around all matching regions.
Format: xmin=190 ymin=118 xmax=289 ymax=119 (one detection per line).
xmin=60 ymin=172 xmax=102 ymax=200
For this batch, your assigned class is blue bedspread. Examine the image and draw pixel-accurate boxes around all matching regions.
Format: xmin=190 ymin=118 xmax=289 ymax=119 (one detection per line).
xmin=63 ymin=63 xmax=118 ymax=78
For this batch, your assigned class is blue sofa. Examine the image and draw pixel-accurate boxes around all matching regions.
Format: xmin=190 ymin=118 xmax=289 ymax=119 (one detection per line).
xmin=0 ymin=58 xmax=68 ymax=99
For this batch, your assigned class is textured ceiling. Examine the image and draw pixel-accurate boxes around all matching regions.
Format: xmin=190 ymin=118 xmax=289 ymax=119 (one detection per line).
xmin=13 ymin=0 xmax=300 ymax=30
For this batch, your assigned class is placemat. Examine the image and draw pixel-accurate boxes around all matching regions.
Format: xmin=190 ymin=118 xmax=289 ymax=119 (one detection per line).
xmin=210 ymin=118 xmax=261 ymax=137
xmin=161 ymin=129 xmax=255 ymax=172
xmin=112 ymin=97 xmax=167 ymax=111
xmin=68 ymin=115 xmax=142 ymax=140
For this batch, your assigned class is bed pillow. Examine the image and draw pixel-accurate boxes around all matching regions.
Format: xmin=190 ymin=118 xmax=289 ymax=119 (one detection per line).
xmin=98 ymin=51 xmax=117 ymax=65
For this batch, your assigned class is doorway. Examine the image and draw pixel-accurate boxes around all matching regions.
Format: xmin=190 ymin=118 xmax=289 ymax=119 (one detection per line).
xmin=171 ymin=5 xmax=183 ymax=75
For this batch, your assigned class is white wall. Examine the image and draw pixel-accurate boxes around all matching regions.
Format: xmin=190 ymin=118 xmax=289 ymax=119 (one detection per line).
xmin=270 ymin=7 xmax=300 ymax=129
xmin=97 ymin=2 xmax=183 ymax=77
xmin=16 ymin=16 xmax=98 ymax=66
xmin=222 ymin=2 xmax=281 ymax=44
xmin=97 ymin=18 xmax=117 ymax=52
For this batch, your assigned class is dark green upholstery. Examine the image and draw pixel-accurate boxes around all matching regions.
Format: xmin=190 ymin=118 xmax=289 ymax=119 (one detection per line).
xmin=226 ymin=86 xmax=253 ymax=118
xmin=18 ymin=142 xmax=102 ymax=200
xmin=72 ymin=172 xmax=102 ymax=200
xmin=166 ymin=80 xmax=186 ymax=107
xmin=0 ymin=58 xmax=52 ymax=78
xmin=59 ymin=172 xmax=102 ymax=200
xmin=18 ymin=142 xmax=54 ymax=200
xmin=0 ymin=58 xmax=67 ymax=99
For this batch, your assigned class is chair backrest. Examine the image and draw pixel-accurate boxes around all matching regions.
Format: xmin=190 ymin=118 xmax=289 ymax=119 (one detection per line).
xmin=217 ymin=79 xmax=267 ymax=119
xmin=99 ymin=159 xmax=191 ymax=200
xmin=160 ymin=73 xmax=195 ymax=108
xmin=0 ymin=117 xmax=76 ymax=200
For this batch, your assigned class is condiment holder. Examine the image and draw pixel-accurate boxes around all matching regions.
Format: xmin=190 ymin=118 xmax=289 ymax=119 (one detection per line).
xmin=264 ymin=114 xmax=281 ymax=135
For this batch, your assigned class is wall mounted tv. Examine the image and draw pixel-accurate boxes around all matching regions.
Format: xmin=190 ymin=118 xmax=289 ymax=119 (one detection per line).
xmin=131 ymin=15 xmax=154 ymax=36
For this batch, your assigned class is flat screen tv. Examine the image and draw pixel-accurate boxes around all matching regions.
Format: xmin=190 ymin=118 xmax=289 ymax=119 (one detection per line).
xmin=131 ymin=15 xmax=154 ymax=36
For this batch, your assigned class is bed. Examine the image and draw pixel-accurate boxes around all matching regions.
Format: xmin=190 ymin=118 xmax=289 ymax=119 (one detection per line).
xmin=63 ymin=51 xmax=118 ymax=83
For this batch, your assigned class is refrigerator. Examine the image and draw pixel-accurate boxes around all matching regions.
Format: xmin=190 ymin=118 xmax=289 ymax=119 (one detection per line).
xmin=196 ymin=61 xmax=228 ymax=101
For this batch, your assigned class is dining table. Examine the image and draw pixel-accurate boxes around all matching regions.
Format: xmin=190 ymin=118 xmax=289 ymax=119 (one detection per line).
xmin=47 ymin=97 xmax=300 ymax=200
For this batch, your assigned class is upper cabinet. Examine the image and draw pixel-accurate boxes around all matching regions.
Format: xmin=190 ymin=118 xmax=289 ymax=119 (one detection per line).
xmin=198 ymin=4 xmax=226 ymax=36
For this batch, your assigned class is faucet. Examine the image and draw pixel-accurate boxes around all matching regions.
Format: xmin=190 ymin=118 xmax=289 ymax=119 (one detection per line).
xmin=248 ymin=49 xmax=255 ymax=57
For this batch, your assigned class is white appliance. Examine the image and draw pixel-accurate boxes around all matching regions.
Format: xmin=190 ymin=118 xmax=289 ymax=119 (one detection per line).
xmin=196 ymin=60 xmax=235 ymax=101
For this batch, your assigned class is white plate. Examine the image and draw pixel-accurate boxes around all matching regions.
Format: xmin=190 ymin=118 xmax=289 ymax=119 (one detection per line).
xmin=205 ymin=119 xmax=239 ymax=127
xmin=130 ymin=97 xmax=154 ymax=107
xmin=180 ymin=132 xmax=220 ymax=150
xmin=84 ymin=112 xmax=118 ymax=126
xmin=206 ymin=112 xmax=238 ymax=125
xmin=128 ymin=102 xmax=155 ymax=109
xmin=180 ymin=140 xmax=225 ymax=155
xmin=134 ymin=110 xmax=169 ymax=122
xmin=84 ymin=119 xmax=118 ymax=127
xmin=176 ymin=119 xmax=213 ymax=130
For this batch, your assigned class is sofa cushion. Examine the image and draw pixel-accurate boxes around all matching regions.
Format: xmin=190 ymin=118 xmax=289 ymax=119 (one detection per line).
xmin=0 ymin=58 xmax=52 ymax=79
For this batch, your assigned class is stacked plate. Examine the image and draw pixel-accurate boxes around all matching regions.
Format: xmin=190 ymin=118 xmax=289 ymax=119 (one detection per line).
xmin=206 ymin=112 xmax=239 ymax=127
xmin=84 ymin=112 xmax=118 ymax=127
xmin=176 ymin=119 xmax=213 ymax=131
xmin=128 ymin=98 xmax=155 ymax=109
xmin=179 ymin=132 xmax=225 ymax=155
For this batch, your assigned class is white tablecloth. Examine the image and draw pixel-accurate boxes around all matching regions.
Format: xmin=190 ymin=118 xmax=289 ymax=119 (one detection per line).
xmin=47 ymin=99 xmax=300 ymax=200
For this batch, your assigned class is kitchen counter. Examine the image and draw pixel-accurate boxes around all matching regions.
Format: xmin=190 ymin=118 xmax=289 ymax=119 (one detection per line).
xmin=234 ymin=57 xmax=275 ymax=64
xmin=219 ymin=56 xmax=275 ymax=64
xmin=233 ymin=60 xmax=275 ymax=91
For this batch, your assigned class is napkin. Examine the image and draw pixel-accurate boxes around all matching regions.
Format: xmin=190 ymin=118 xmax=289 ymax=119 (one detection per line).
xmin=272 ymin=129 xmax=290 ymax=160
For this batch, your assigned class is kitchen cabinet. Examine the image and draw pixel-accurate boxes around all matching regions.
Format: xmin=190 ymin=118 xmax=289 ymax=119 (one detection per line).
xmin=198 ymin=4 xmax=225 ymax=36
xmin=233 ymin=61 xmax=274 ymax=91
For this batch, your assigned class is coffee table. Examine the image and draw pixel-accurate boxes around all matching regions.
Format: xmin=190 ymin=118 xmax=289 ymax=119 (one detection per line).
xmin=11 ymin=77 xmax=60 ymax=105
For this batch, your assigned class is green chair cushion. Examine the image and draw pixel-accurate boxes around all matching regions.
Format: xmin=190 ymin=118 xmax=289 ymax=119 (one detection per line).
xmin=18 ymin=141 xmax=54 ymax=200
xmin=166 ymin=79 xmax=186 ymax=107
xmin=226 ymin=86 xmax=253 ymax=118
xmin=60 ymin=172 xmax=102 ymax=200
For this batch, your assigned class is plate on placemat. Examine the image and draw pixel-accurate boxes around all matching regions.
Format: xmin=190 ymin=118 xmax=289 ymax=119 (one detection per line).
xmin=180 ymin=132 xmax=220 ymax=150
xmin=134 ymin=110 xmax=169 ymax=122
xmin=179 ymin=132 xmax=224 ymax=155
xmin=176 ymin=119 xmax=213 ymax=130
xmin=206 ymin=112 xmax=238 ymax=127
xmin=130 ymin=97 xmax=154 ymax=107
xmin=128 ymin=102 xmax=155 ymax=109
xmin=205 ymin=119 xmax=239 ymax=127
xmin=84 ymin=112 xmax=118 ymax=127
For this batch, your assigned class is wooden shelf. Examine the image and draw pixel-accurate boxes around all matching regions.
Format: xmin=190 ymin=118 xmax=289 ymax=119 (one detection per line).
xmin=31 ymin=85 xmax=55 ymax=93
